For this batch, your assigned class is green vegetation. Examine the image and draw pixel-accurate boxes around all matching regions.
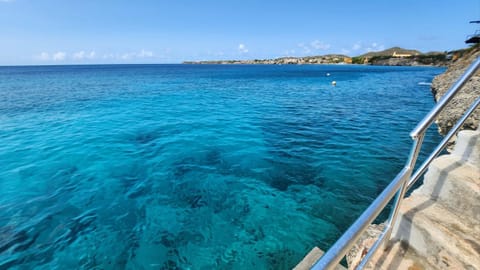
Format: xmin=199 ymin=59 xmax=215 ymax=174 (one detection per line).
xmin=358 ymin=47 xmax=421 ymax=58
xmin=415 ymin=54 xmax=447 ymax=65
xmin=369 ymin=55 xmax=392 ymax=62
xmin=450 ymin=43 xmax=480 ymax=59
xmin=351 ymin=57 xmax=364 ymax=64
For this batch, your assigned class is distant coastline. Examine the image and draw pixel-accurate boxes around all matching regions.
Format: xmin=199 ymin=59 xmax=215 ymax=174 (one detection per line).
xmin=184 ymin=46 xmax=459 ymax=67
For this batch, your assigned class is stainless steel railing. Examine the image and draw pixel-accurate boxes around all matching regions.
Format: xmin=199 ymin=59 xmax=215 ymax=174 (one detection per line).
xmin=311 ymin=57 xmax=480 ymax=270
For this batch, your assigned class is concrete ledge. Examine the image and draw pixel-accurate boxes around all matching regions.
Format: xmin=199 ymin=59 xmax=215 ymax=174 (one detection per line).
xmin=293 ymin=247 xmax=346 ymax=270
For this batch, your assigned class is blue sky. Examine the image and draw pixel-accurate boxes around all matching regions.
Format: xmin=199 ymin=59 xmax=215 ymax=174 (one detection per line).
xmin=1 ymin=0 xmax=479 ymax=65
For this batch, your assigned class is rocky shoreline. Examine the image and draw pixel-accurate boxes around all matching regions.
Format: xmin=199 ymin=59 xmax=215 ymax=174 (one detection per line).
xmin=183 ymin=54 xmax=351 ymax=65
xmin=431 ymin=44 xmax=480 ymax=135
xmin=184 ymin=47 xmax=450 ymax=67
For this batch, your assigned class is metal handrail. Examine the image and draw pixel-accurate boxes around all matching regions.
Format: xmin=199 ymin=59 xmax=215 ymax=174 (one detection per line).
xmin=312 ymin=57 xmax=480 ymax=270
xmin=408 ymin=97 xmax=480 ymax=189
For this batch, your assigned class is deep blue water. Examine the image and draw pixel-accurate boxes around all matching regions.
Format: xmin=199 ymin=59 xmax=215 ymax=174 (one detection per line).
xmin=0 ymin=64 xmax=443 ymax=269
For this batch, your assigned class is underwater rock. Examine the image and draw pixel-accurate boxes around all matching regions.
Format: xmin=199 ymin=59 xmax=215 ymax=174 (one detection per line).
xmin=134 ymin=130 xmax=159 ymax=145
xmin=0 ymin=227 xmax=30 ymax=253
xmin=126 ymin=182 xmax=148 ymax=199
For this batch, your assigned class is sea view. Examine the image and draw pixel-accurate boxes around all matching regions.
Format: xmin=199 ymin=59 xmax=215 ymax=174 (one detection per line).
xmin=0 ymin=64 xmax=445 ymax=269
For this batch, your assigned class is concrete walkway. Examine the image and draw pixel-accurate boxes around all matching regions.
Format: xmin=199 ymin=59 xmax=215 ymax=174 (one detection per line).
xmin=363 ymin=129 xmax=480 ymax=269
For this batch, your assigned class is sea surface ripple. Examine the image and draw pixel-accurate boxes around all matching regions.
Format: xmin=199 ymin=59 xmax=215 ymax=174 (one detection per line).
xmin=0 ymin=64 xmax=444 ymax=269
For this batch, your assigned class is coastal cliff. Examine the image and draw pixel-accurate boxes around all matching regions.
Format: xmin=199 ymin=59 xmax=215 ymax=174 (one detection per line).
xmin=431 ymin=44 xmax=480 ymax=135
xmin=363 ymin=54 xmax=447 ymax=66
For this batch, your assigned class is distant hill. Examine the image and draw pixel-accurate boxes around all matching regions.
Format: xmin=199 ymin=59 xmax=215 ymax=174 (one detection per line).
xmin=184 ymin=46 xmax=450 ymax=66
xmin=358 ymin=47 xmax=422 ymax=58
xmin=350 ymin=47 xmax=448 ymax=66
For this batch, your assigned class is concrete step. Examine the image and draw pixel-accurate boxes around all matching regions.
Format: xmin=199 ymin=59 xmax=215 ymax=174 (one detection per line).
xmin=392 ymin=194 xmax=480 ymax=269
xmin=361 ymin=240 xmax=438 ymax=270
xmin=293 ymin=247 xmax=346 ymax=270
xmin=346 ymin=224 xmax=437 ymax=270
xmin=413 ymin=155 xmax=480 ymax=226
xmin=452 ymin=130 xmax=480 ymax=166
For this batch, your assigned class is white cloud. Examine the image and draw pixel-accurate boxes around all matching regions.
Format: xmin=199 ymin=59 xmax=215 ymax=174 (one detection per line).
xmin=352 ymin=42 xmax=362 ymax=51
xmin=35 ymin=49 xmax=156 ymax=62
xmin=102 ymin=53 xmax=115 ymax=59
xmin=341 ymin=49 xmax=351 ymax=55
xmin=36 ymin=51 xmax=66 ymax=61
xmin=38 ymin=52 xmax=50 ymax=61
xmin=344 ymin=42 xmax=385 ymax=54
xmin=297 ymin=43 xmax=311 ymax=54
xmin=283 ymin=49 xmax=296 ymax=56
xmin=137 ymin=49 xmax=153 ymax=58
xmin=238 ymin=44 xmax=248 ymax=53
xmin=297 ymin=40 xmax=331 ymax=54
xmin=310 ymin=40 xmax=330 ymax=50
xmin=52 ymin=51 xmax=66 ymax=61
xmin=119 ymin=49 xmax=154 ymax=60
xmin=73 ymin=50 xmax=96 ymax=60
xmin=73 ymin=51 xmax=84 ymax=60
xmin=365 ymin=42 xmax=385 ymax=52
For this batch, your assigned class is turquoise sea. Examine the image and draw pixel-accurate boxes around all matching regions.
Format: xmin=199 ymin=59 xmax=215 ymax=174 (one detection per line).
xmin=0 ymin=64 xmax=444 ymax=269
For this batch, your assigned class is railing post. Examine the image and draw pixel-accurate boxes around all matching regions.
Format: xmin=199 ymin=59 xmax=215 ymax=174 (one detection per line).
xmin=311 ymin=168 xmax=410 ymax=270
xmin=382 ymin=134 xmax=425 ymax=248
xmin=408 ymin=97 xmax=480 ymax=189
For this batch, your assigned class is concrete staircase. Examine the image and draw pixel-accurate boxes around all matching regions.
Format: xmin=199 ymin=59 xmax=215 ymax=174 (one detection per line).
xmin=365 ymin=129 xmax=480 ymax=269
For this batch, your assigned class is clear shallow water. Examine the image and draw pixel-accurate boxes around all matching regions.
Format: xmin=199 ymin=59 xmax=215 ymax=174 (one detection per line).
xmin=0 ymin=64 xmax=443 ymax=269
